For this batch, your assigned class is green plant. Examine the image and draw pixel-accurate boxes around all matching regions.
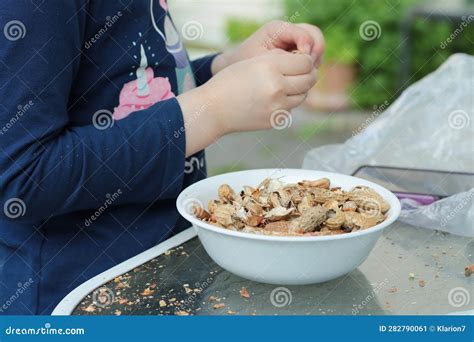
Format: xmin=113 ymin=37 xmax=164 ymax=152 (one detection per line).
xmin=284 ymin=0 xmax=474 ymax=107
xmin=226 ymin=18 xmax=261 ymax=43
xmin=225 ymin=1 xmax=474 ymax=108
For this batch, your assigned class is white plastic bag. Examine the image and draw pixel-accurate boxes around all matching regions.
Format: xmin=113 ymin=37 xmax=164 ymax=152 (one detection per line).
xmin=303 ymin=54 xmax=474 ymax=237
xmin=399 ymin=189 xmax=473 ymax=237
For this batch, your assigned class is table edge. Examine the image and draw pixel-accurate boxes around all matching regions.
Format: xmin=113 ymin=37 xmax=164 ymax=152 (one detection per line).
xmin=51 ymin=227 xmax=197 ymax=316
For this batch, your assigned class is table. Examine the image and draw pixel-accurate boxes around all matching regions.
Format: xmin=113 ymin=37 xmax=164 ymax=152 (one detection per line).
xmin=53 ymin=222 xmax=473 ymax=316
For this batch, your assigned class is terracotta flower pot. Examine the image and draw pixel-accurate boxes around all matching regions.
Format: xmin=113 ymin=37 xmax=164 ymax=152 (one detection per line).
xmin=304 ymin=61 xmax=357 ymax=112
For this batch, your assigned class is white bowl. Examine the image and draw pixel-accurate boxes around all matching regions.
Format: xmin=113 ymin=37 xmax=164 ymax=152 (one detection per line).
xmin=176 ymin=169 xmax=401 ymax=285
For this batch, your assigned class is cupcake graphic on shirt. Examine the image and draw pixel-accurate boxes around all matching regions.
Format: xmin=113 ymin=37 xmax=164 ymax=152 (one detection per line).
xmin=113 ymin=44 xmax=175 ymax=120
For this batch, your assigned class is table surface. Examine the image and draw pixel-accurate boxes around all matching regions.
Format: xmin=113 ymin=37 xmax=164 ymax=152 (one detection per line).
xmin=72 ymin=223 xmax=473 ymax=316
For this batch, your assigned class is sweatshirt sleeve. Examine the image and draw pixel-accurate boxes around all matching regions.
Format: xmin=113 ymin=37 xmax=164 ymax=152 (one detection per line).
xmin=190 ymin=54 xmax=219 ymax=87
xmin=0 ymin=1 xmax=186 ymax=221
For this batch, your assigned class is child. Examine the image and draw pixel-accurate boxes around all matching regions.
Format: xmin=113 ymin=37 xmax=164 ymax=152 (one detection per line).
xmin=0 ymin=0 xmax=323 ymax=314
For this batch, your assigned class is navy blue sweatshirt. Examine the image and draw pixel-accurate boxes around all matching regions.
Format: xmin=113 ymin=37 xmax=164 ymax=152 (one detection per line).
xmin=0 ymin=0 xmax=215 ymax=314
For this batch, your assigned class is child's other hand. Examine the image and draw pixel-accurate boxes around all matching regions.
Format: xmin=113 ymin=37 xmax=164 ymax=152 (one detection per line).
xmin=212 ymin=21 xmax=325 ymax=74
xmin=208 ymin=50 xmax=316 ymax=133
xmin=178 ymin=50 xmax=316 ymax=155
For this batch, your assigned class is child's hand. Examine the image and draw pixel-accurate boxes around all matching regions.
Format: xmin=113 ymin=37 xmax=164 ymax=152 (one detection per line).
xmin=207 ymin=50 xmax=316 ymax=132
xmin=178 ymin=50 xmax=316 ymax=156
xmin=212 ymin=21 xmax=325 ymax=74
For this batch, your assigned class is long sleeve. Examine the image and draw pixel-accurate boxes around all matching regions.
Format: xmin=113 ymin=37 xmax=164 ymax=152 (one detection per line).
xmin=0 ymin=1 xmax=186 ymax=221
xmin=191 ymin=54 xmax=219 ymax=87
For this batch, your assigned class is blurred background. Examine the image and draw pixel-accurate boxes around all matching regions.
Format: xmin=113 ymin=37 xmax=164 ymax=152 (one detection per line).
xmin=169 ymin=0 xmax=474 ymax=175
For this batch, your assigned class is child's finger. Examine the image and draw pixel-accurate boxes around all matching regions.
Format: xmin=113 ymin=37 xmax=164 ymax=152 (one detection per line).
xmin=295 ymin=23 xmax=325 ymax=66
xmin=284 ymin=93 xmax=308 ymax=109
xmin=267 ymin=22 xmax=314 ymax=55
xmin=274 ymin=53 xmax=314 ymax=76
xmin=284 ymin=71 xmax=317 ymax=95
